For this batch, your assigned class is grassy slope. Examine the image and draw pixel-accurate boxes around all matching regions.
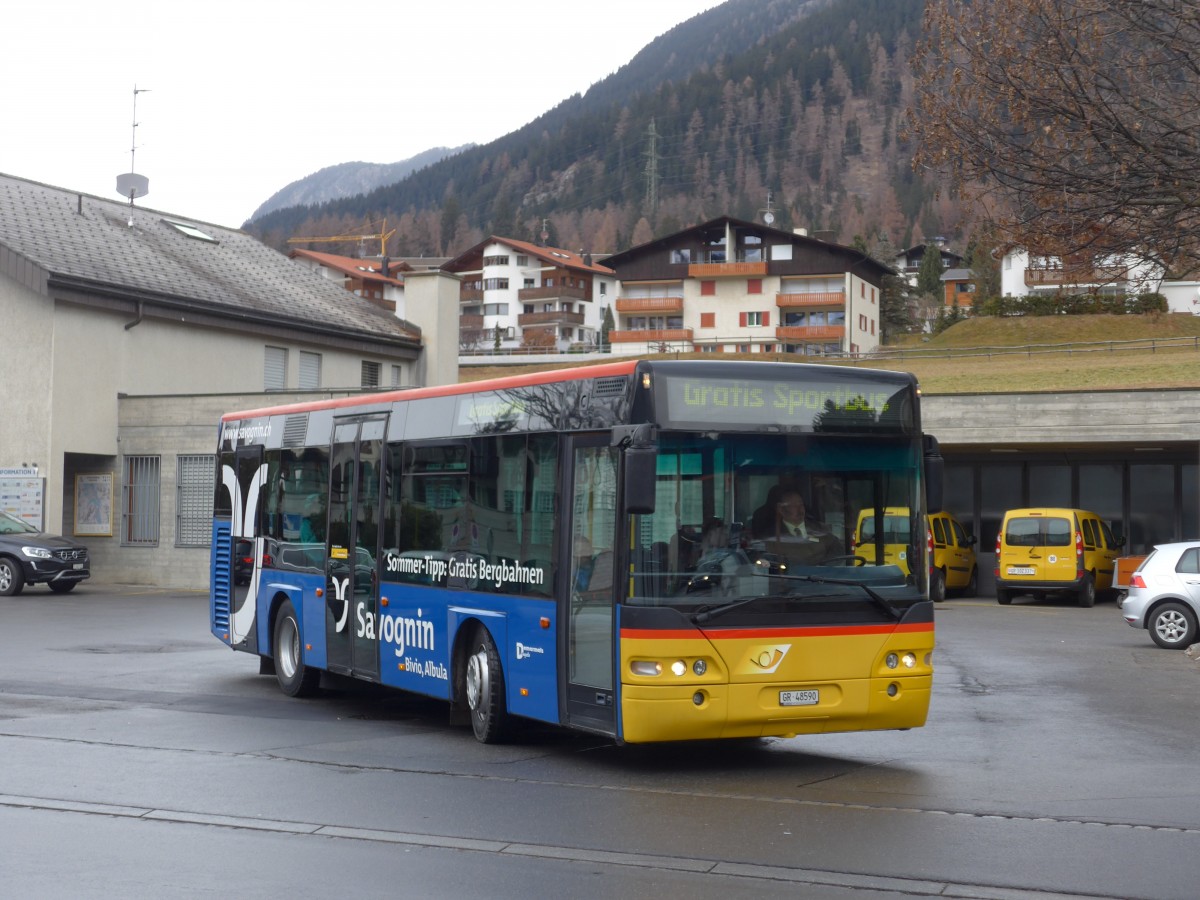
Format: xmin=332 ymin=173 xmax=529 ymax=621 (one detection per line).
xmin=460 ymin=315 xmax=1200 ymax=395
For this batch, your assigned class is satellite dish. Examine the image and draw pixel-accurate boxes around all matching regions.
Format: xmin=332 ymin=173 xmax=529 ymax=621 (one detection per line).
xmin=116 ymin=172 xmax=149 ymax=200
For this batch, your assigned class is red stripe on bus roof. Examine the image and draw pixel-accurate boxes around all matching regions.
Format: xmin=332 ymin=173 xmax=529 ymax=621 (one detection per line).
xmin=221 ymin=359 xmax=641 ymax=422
xmin=620 ymin=622 xmax=933 ymax=641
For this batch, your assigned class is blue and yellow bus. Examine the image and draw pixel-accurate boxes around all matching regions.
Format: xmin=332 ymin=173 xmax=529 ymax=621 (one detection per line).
xmin=210 ymin=359 xmax=942 ymax=743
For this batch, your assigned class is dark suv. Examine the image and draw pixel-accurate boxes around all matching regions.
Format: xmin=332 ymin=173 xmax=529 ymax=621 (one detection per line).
xmin=0 ymin=510 xmax=91 ymax=595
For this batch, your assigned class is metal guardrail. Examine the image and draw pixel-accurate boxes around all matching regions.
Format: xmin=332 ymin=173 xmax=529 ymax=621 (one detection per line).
xmin=859 ymin=335 xmax=1200 ymax=362
xmin=458 ymin=335 xmax=1200 ymax=365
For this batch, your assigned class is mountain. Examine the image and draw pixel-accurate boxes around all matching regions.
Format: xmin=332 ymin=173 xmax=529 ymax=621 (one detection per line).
xmin=247 ymin=145 xmax=474 ymax=221
xmin=249 ymin=0 xmax=957 ymax=258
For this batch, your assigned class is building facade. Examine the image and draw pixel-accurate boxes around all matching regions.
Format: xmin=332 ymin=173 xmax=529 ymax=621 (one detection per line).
xmin=894 ymin=239 xmax=963 ymax=286
xmin=999 ymin=247 xmax=1165 ymax=300
xmin=288 ymin=248 xmax=410 ymax=313
xmin=940 ymin=268 xmax=976 ymax=311
xmin=0 ymin=172 xmax=459 ymax=587
xmin=443 ymin=237 xmax=616 ymax=352
xmin=600 ymin=217 xmax=890 ymax=356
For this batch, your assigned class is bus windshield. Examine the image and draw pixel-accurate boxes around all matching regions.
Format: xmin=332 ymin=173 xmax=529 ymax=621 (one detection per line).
xmin=628 ymin=431 xmax=924 ymax=609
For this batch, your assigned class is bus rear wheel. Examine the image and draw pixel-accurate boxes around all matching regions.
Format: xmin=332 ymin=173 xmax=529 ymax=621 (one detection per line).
xmin=273 ymin=599 xmax=319 ymax=697
xmin=465 ymin=627 xmax=511 ymax=743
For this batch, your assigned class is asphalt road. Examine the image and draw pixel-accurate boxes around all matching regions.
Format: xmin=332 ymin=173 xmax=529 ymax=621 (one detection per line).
xmin=1 ymin=584 xmax=1198 ymax=899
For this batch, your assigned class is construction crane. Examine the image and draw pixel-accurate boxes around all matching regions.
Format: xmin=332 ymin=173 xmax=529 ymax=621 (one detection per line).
xmin=287 ymin=219 xmax=396 ymax=257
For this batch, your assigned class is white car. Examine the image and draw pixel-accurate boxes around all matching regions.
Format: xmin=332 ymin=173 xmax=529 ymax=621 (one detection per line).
xmin=1120 ymin=541 xmax=1200 ymax=649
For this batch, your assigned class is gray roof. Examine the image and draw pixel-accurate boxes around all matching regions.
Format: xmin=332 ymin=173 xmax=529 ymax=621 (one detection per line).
xmin=941 ymin=268 xmax=973 ymax=281
xmin=0 ymin=173 xmax=420 ymax=349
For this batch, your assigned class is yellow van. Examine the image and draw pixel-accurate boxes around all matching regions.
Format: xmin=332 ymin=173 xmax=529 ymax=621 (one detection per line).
xmin=851 ymin=508 xmax=977 ymax=602
xmin=994 ymin=508 xmax=1122 ymax=607
xmin=928 ymin=509 xmax=978 ymax=601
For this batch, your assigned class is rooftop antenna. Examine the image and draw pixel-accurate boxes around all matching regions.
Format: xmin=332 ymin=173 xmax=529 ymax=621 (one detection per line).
xmin=115 ymin=85 xmax=151 ymax=226
xmin=759 ymin=190 xmax=776 ymax=226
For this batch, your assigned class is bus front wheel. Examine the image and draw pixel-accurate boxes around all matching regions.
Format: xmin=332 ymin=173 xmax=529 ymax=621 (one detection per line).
xmin=273 ymin=599 xmax=320 ymax=697
xmin=465 ymin=627 xmax=510 ymax=743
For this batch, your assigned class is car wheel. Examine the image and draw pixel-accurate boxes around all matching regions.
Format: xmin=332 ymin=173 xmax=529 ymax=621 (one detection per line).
xmin=1077 ymin=573 xmax=1096 ymax=608
xmin=464 ymin=626 xmax=511 ymax=744
xmin=48 ymin=582 xmax=76 ymax=594
xmin=929 ymin=568 xmax=946 ymax=603
xmin=1148 ymin=601 xmax=1198 ymax=650
xmin=273 ymin=599 xmax=320 ymax=697
xmin=996 ymin=588 xmax=1012 ymax=605
xmin=0 ymin=558 xmax=25 ymax=596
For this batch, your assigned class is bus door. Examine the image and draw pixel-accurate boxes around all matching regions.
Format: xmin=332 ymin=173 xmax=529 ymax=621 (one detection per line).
xmin=230 ymin=444 xmax=266 ymax=650
xmin=564 ymin=436 xmax=619 ymax=733
xmin=325 ymin=415 xmax=387 ymax=679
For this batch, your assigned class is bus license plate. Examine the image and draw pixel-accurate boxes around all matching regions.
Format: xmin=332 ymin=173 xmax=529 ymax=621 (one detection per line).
xmin=1007 ymin=566 xmax=1035 ymax=575
xmin=780 ymin=690 xmax=818 ymax=707
xmin=73 ymin=563 xmax=84 ymax=569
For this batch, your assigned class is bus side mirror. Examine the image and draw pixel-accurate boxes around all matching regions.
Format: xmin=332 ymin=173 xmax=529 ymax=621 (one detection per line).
xmin=624 ymin=446 xmax=657 ymax=515
xmin=924 ymin=434 xmax=944 ymax=514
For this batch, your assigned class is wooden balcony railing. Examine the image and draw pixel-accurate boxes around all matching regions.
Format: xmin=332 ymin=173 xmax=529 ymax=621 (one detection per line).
xmin=517 ymin=311 xmax=584 ymax=327
xmin=615 ymin=296 xmax=684 ymax=313
xmin=610 ymin=327 xmax=694 ymax=344
xmin=775 ymin=325 xmax=845 ymax=341
xmin=518 ymin=285 xmax=587 ymax=302
xmin=459 ymin=315 xmax=485 ymax=329
xmin=1024 ymin=265 xmax=1130 ymax=287
xmin=775 ymin=291 xmax=845 ymax=308
xmin=688 ymin=261 xmax=768 ymax=278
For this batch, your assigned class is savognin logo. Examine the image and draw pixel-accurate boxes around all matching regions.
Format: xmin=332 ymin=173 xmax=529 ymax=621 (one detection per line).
xmin=745 ymin=645 xmax=790 ymax=675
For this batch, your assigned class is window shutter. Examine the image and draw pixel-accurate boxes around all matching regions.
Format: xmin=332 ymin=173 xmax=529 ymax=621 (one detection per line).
xmin=264 ymin=346 xmax=287 ymax=390
xmin=739 ymin=312 xmax=747 ymax=327
xmin=763 ymin=311 xmax=770 ymax=327
xmin=298 ymin=351 xmax=321 ymax=390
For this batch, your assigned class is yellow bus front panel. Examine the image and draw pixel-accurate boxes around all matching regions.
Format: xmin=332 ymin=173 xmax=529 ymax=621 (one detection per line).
xmin=619 ymin=622 xmax=933 ymax=743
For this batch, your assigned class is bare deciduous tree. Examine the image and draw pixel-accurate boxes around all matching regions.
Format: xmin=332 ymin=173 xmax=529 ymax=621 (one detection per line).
xmin=911 ymin=0 xmax=1200 ymax=274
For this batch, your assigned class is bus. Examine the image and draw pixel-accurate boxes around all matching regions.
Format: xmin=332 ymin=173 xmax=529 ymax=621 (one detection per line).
xmin=210 ymin=359 xmax=943 ymax=744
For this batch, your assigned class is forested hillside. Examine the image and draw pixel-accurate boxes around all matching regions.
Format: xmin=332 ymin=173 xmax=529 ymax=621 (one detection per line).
xmin=249 ymin=0 xmax=963 ymax=258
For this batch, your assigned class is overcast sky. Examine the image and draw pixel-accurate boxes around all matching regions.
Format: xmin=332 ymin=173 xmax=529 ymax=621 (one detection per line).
xmin=3 ymin=1 xmax=725 ymax=228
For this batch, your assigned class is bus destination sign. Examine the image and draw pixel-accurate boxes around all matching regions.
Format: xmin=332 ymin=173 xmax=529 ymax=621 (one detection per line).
xmin=661 ymin=375 xmax=913 ymax=431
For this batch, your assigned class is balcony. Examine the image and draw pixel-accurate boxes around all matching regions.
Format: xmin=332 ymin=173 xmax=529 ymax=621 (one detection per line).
xmin=518 ymin=311 xmax=585 ymax=327
xmin=1024 ymin=265 xmax=1131 ymax=287
xmin=776 ymin=291 xmax=845 ymax=308
xmin=615 ymin=296 xmax=684 ymax=313
xmin=610 ymin=327 xmax=694 ymax=344
xmin=518 ymin=285 xmax=587 ymax=302
xmin=775 ymin=325 xmax=845 ymax=341
xmin=688 ymin=261 xmax=768 ymax=278
xmin=459 ymin=315 xmax=485 ymax=330
xmin=459 ymin=288 xmax=483 ymax=303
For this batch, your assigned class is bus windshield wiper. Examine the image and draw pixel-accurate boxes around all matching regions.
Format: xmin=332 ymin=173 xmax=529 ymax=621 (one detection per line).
xmin=691 ymin=595 xmax=784 ymax=624
xmin=789 ymin=575 xmax=903 ymax=620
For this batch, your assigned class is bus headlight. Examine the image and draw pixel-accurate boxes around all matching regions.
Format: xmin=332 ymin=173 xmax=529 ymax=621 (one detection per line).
xmin=693 ymin=659 xmax=707 ymax=676
xmin=631 ymin=660 xmax=661 ymax=676
xmin=670 ymin=660 xmax=687 ymax=677
xmin=902 ymin=653 xmax=916 ymax=668
xmin=885 ymin=653 xmax=899 ymax=669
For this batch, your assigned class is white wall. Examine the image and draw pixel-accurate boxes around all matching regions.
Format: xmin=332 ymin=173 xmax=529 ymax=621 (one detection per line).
xmin=1158 ymin=281 xmax=1200 ymax=315
xmin=0 ymin=278 xmax=55 ymax=472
